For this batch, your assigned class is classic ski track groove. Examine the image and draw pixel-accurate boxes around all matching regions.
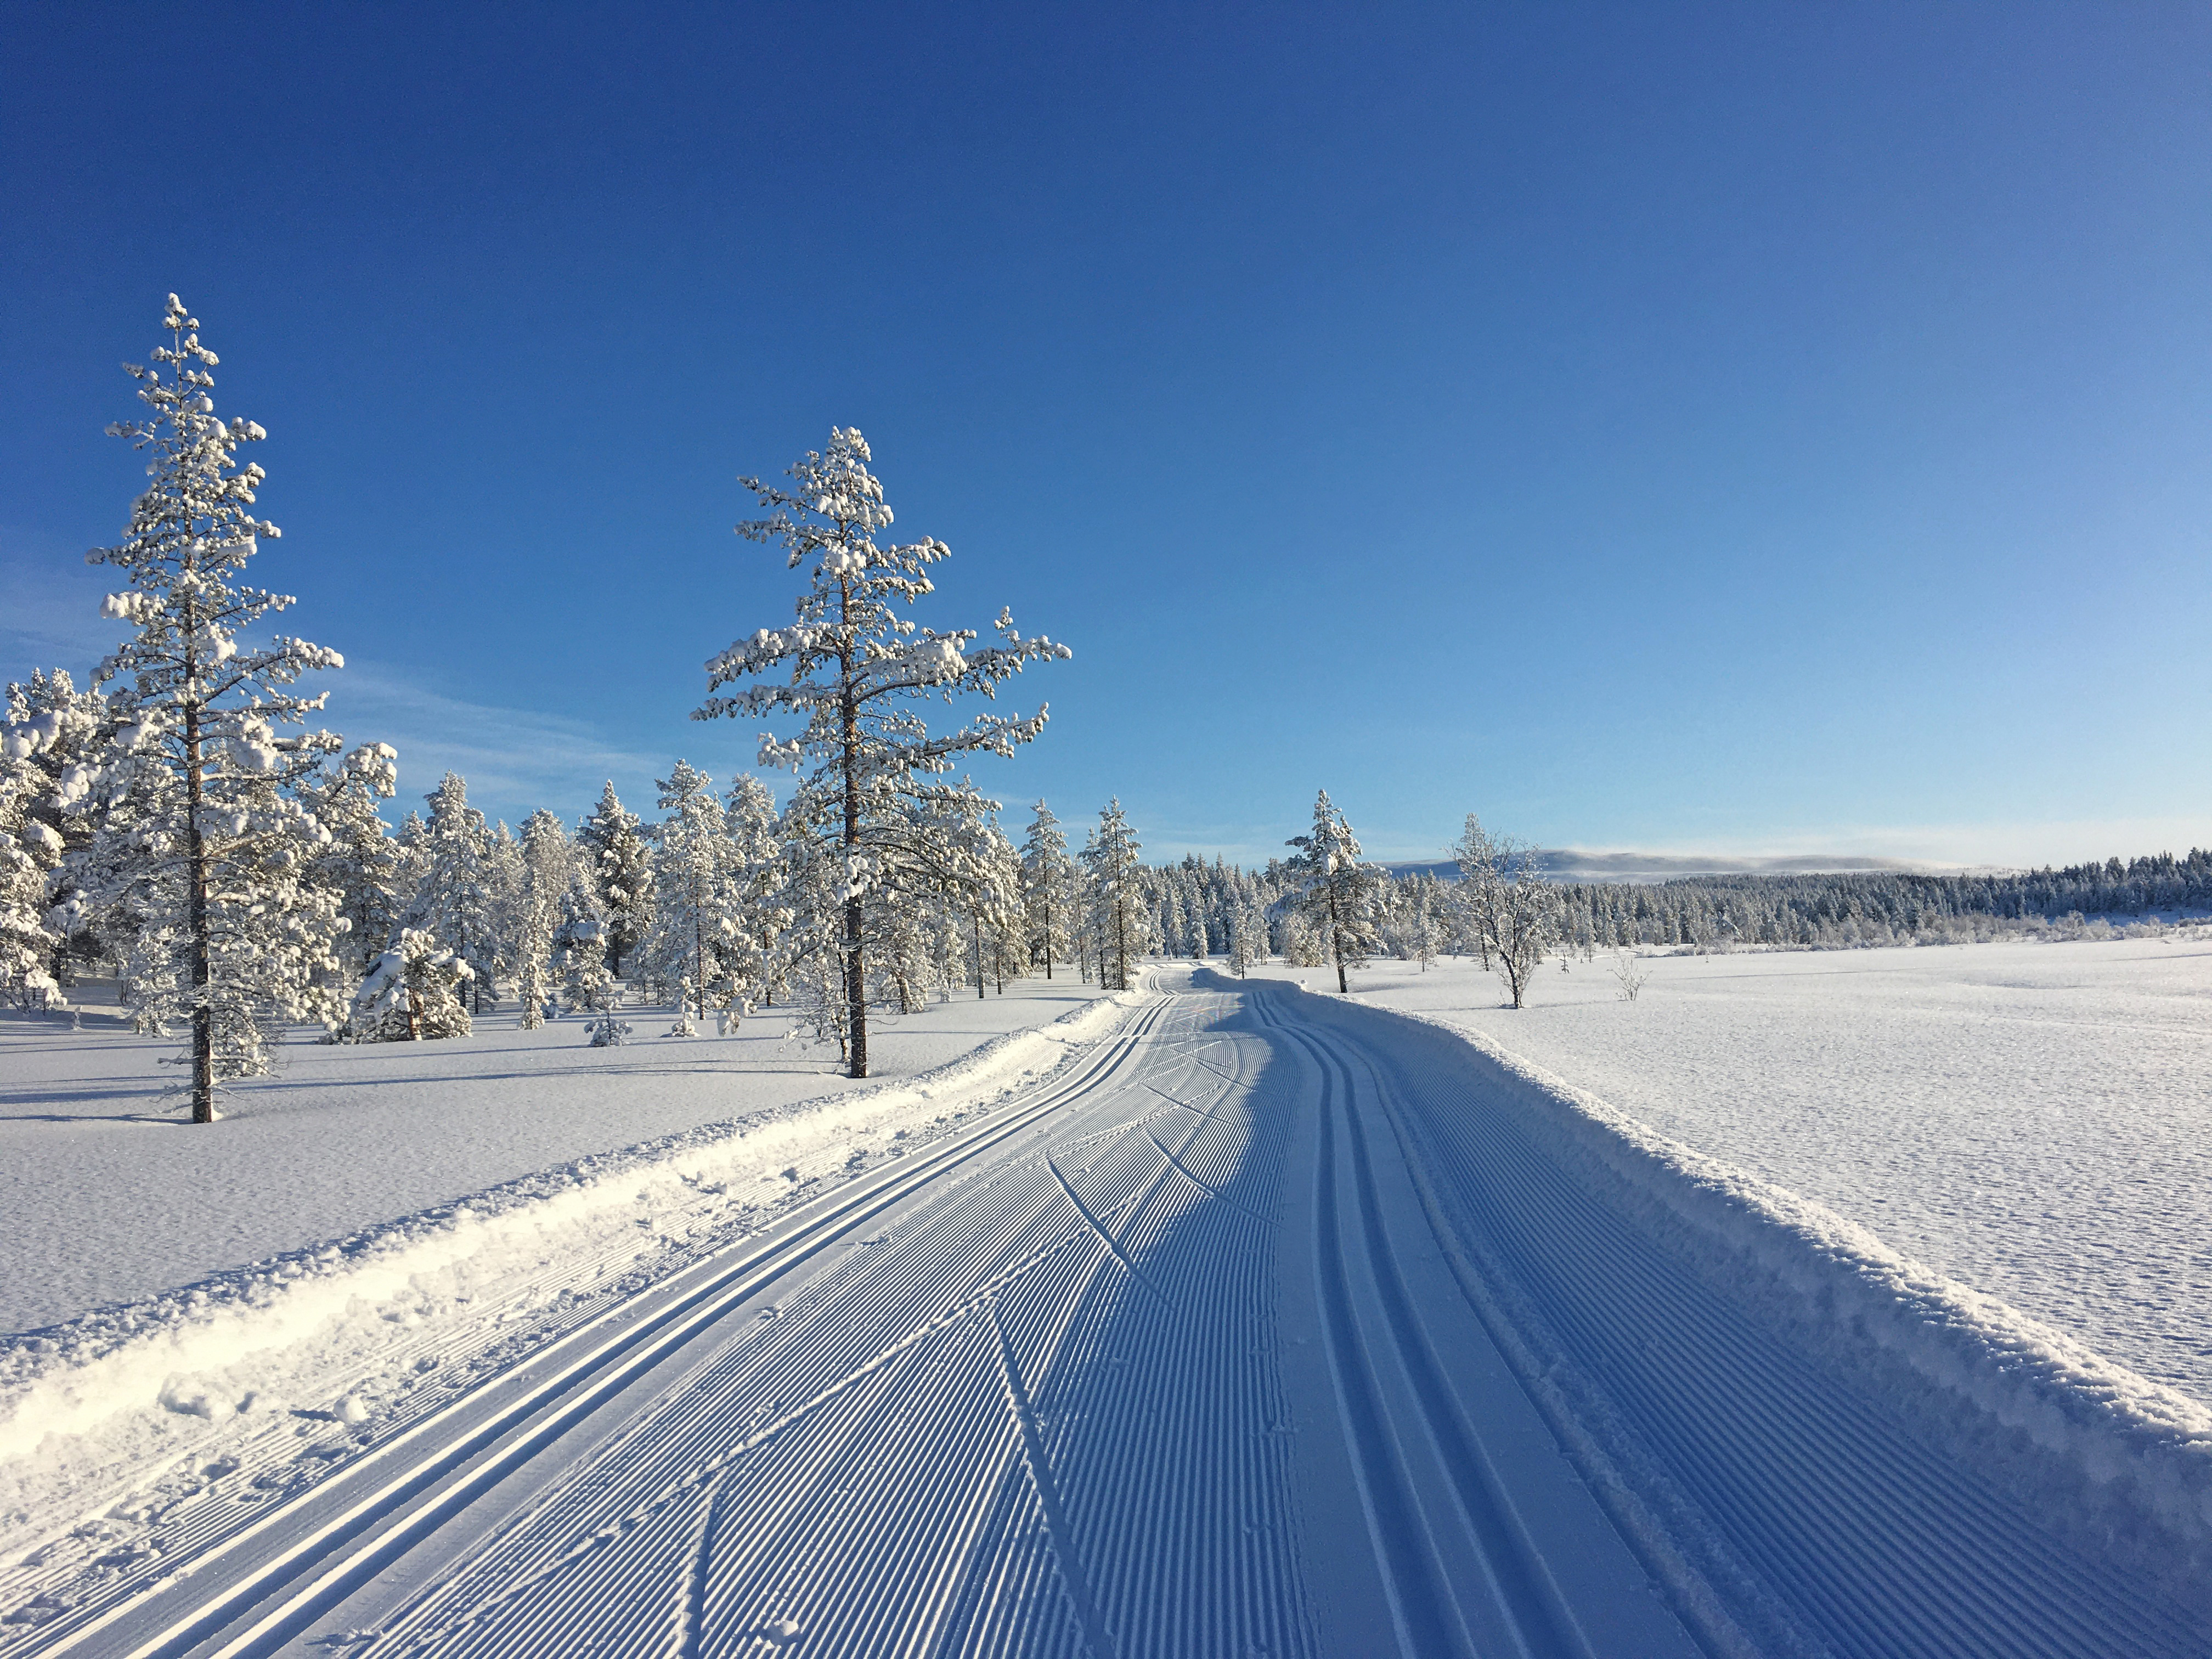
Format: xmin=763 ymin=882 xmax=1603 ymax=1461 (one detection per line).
xmin=1267 ymin=1001 xmax=1587 ymax=1659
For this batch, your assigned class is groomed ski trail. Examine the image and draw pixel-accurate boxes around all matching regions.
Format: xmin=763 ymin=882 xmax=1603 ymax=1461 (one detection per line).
xmin=11 ymin=972 xmax=2199 ymax=1658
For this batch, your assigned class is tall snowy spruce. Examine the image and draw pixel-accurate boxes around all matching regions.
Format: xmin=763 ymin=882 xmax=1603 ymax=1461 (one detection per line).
xmin=1286 ymin=789 xmax=1384 ymax=994
xmin=305 ymin=740 xmax=403 ymax=993
xmin=723 ymin=772 xmax=788 ymax=1011
xmin=400 ymin=773 xmax=501 ymax=1009
xmin=1082 ymin=799 xmax=1148 ymax=991
xmin=695 ymin=429 xmax=1069 ymax=1077
xmin=511 ymin=809 xmax=578 ymax=1030
xmin=1020 ymin=800 xmax=1076 ymax=979
xmin=640 ymin=760 xmax=737 ymax=1031
xmin=579 ymin=781 xmax=653 ymax=977
xmin=82 ymin=297 xmax=348 ymax=1120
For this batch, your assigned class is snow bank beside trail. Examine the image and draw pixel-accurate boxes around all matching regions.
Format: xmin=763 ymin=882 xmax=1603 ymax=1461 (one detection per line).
xmin=0 ymin=985 xmax=1144 ymax=1558
xmin=1283 ymin=984 xmax=2212 ymax=1607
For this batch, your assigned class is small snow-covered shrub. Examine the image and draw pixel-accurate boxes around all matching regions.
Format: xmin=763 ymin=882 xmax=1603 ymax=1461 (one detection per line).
xmin=1610 ymin=951 xmax=1650 ymax=1001
xmin=561 ymin=929 xmax=617 ymax=1013
xmin=585 ymin=1014 xmax=631 ymax=1047
xmin=353 ymin=929 xmax=473 ymax=1042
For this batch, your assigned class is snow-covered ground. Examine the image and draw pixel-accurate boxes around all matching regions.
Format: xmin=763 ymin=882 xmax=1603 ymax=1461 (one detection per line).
xmin=1252 ymin=934 xmax=2212 ymax=1402
xmin=10 ymin=970 xmax=2205 ymax=1658
xmin=0 ymin=980 xmax=1107 ymax=1336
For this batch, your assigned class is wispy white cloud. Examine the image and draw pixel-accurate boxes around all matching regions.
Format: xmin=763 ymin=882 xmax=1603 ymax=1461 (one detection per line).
xmin=320 ymin=663 xmax=746 ymax=825
xmin=0 ymin=534 xmax=120 ymax=679
xmin=0 ymin=544 xmax=699 ymax=825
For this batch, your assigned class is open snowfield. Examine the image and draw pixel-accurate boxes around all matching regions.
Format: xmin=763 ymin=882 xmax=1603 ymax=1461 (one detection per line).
xmin=0 ymin=980 xmax=1107 ymax=1337
xmin=1252 ymin=933 xmax=2212 ymax=1402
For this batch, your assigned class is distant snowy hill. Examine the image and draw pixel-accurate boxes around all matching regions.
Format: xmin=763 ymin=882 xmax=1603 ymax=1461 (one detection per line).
xmin=1385 ymin=850 xmax=1977 ymax=885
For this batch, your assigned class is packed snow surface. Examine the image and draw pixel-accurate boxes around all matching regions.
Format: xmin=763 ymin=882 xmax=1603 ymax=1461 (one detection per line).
xmin=0 ymin=981 xmax=1107 ymax=1336
xmin=1256 ymin=934 xmax=2212 ymax=1402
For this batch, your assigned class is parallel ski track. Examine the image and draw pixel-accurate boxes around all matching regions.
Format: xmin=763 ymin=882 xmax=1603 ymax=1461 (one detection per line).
xmin=284 ymin=985 xmax=1312 ymax=1658
xmin=1257 ymin=1000 xmax=1598 ymax=1659
xmin=26 ymin=992 xmax=1184 ymax=1659
xmin=1282 ymin=986 xmax=2212 ymax=1659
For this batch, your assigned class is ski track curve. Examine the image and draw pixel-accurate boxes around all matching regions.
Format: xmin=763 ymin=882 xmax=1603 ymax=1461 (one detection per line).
xmin=8 ymin=974 xmax=2188 ymax=1658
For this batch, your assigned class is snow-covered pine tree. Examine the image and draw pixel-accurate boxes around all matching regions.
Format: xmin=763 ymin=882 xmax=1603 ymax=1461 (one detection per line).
xmin=0 ymin=673 xmax=111 ymax=1008
xmin=0 ymin=714 xmax=68 ymax=1011
xmin=1227 ymin=890 xmax=1266 ymax=978
xmin=1082 ymin=799 xmax=1148 ymax=991
xmin=402 ymin=773 xmax=501 ymax=1013
xmin=579 ymin=781 xmax=653 ymax=979
xmin=1380 ymin=870 xmax=1446 ymax=971
xmin=695 ymin=428 xmax=1069 ymax=1077
xmin=781 ymin=830 xmax=855 ymax=1059
xmin=1158 ymin=880 xmax=1187 ymax=963
xmin=1020 ymin=800 xmax=1075 ymax=979
xmin=81 ymin=296 xmax=349 ymax=1118
xmin=1286 ymin=789 xmax=1384 ymax=994
xmin=945 ymin=802 xmax=1023 ymax=998
xmin=513 ymin=809 xmax=574 ymax=1029
xmin=304 ymin=740 xmax=403 ymax=1010
xmin=556 ymin=817 xmax=617 ymax=1017
xmin=723 ymin=772 xmax=787 ymax=1014
xmin=1074 ymin=827 xmax=1098 ymax=984
xmin=561 ymin=926 xmax=617 ymax=1015
xmin=982 ymin=821 xmax=1025 ymax=992
xmin=0 ymin=763 xmax=60 ymax=1011
xmin=487 ymin=819 xmax=525 ymax=998
xmin=353 ymin=928 xmax=472 ymax=1041
xmin=641 ymin=760 xmax=736 ymax=1031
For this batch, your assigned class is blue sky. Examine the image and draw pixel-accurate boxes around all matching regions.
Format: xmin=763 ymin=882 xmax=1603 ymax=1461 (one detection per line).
xmin=4 ymin=2 xmax=2207 ymax=867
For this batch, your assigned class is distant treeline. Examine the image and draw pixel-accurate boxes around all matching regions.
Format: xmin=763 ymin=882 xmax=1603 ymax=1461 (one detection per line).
xmin=1545 ymin=849 xmax=2212 ymax=951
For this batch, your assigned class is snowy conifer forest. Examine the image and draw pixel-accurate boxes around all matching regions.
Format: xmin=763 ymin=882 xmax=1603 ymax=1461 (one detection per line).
xmin=5 ymin=298 xmax=2212 ymax=1659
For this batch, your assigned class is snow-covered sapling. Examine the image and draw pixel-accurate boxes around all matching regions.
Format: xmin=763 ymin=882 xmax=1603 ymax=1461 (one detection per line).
xmin=1611 ymin=951 xmax=1651 ymax=1002
xmin=353 ymin=929 xmax=474 ymax=1041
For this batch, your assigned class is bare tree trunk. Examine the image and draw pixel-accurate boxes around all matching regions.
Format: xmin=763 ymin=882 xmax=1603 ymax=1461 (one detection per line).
xmin=973 ymin=910 xmax=985 ymax=1000
xmin=1326 ymin=879 xmax=1348 ymax=994
xmin=839 ymin=638 xmax=867 ymax=1078
xmin=183 ymin=695 xmax=215 ymax=1122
